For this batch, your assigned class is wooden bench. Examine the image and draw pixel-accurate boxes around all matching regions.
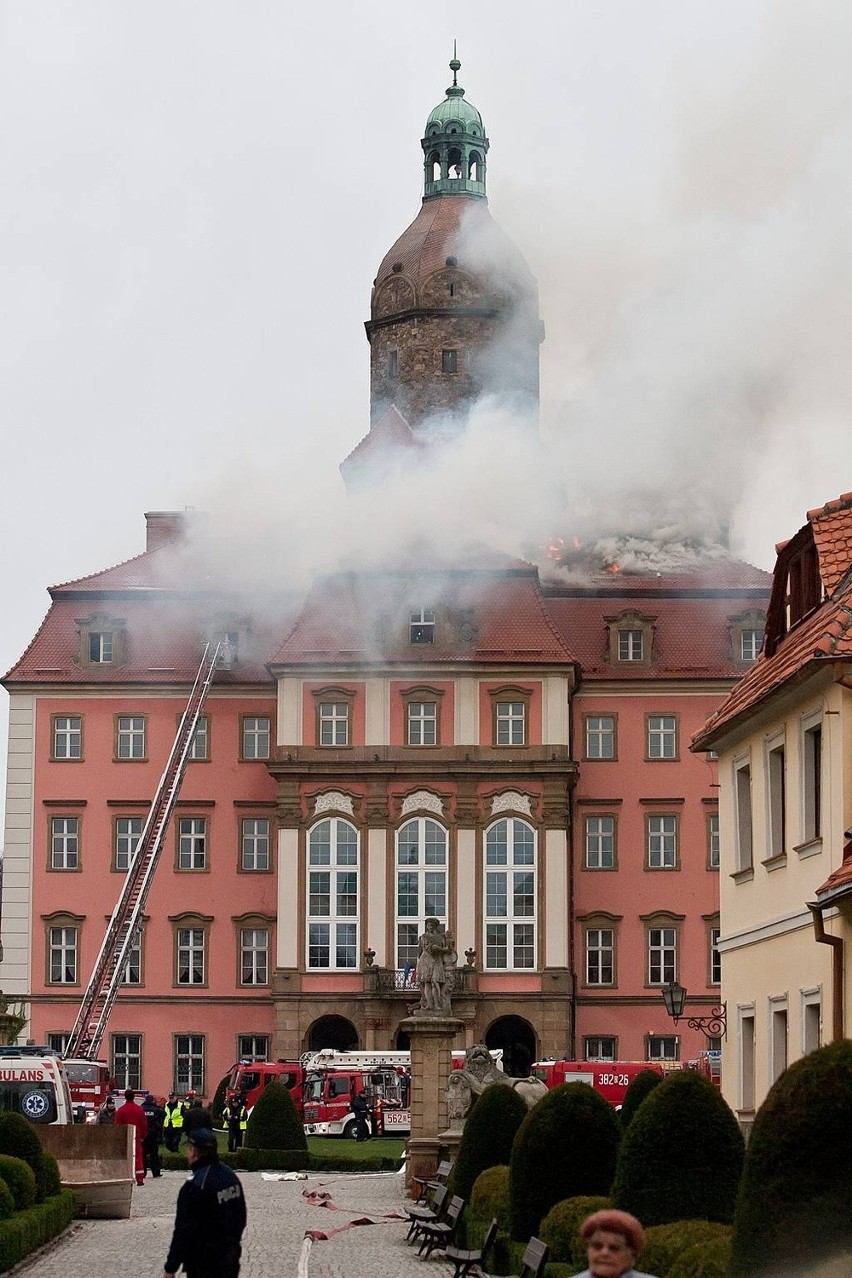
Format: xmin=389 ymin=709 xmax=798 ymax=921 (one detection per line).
xmin=416 ymin=1194 xmax=465 ymax=1259
xmin=405 ymin=1183 xmax=448 ymax=1244
xmin=445 ymin=1216 xmax=498 ymax=1278
xmin=481 ymin=1235 xmax=549 ymax=1278
xmin=411 ymin=1158 xmax=452 ymax=1205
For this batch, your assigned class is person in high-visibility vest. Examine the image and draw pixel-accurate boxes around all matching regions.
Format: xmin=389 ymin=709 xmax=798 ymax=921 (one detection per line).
xmin=163 ymin=1092 xmax=185 ymax=1153
xmin=223 ymin=1097 xmax=248 ymax=1152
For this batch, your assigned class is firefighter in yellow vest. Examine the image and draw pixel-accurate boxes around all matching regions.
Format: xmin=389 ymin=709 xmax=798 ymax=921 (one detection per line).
xmin=163 ymin=1091 xmax=185 ymax=1153
xmin=223 ymin=1096 xmax=248 ymax=1152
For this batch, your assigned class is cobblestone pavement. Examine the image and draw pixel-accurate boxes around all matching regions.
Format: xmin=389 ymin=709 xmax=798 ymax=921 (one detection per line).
xmin=17 ymin=1169 xmax=454 ymax=1278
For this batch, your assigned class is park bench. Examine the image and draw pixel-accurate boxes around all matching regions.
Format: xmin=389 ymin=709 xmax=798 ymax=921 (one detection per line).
xmin=445 ymin=1216 xmax=499 ymax=1278
xmin=481 ymin=1235 xmax=549 ymax=1278
xmin=405 ymin=1183 xmax=448 ymax=1244
xmin=416 ymin=1194 xmax=465 ymax=1259
xmin=411 ymin=1158 xmax=453 ymax=1204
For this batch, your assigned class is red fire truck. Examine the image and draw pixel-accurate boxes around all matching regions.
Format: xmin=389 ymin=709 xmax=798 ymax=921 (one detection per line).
xmin=62 ymin=1058 xmax=113 ymax=1122
xmin=532 ymin=1060 xmax=666 ymax=1108
xmin=226 ymin=1059 xmax=306 ymax=1116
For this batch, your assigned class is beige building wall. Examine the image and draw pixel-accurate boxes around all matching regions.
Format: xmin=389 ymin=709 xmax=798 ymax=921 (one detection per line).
xmin=2 ymin=694 xmax=35 ymax=1001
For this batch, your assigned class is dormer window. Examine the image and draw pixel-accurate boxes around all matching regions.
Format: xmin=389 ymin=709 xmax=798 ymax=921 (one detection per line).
xmin=606 ymin=609 xmax=655 ymax=667
xmin=618 ymin=630 xmax=644 ymax=662
xmin=740 ymin=628 xmax=764 ymax=661
xmin=89 ymin=632 xmax=113 ymax=663
xmin=410 ymin=609 xmax=435 ymax=644
xmin=77 ymin=614 xmax=126 ymax=668
xmin=729 ymin=609 xmax=767 ymax=664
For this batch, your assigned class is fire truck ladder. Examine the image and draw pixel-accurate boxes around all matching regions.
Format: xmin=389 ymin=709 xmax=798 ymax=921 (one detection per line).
xmin=65 ymin=642 xmax=221 ymax=1059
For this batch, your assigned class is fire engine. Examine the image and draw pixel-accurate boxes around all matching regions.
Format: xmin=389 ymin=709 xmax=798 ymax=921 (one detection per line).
xmin=226 ymin=1059 xmax=307 ymax=1115
xmin=532 ymin=1060 xmax=666 ymax=1108
xmin=0 ymin=1047 xmax=74 ymax=1124
xmin=62 ymin=1058 xmax=113 ymax=1121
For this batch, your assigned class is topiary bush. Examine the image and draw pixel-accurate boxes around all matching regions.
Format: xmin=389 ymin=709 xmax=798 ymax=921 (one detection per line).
xmin=729 ymin=1041 xmax=852 ymax=1276
xmin=33 ymin=1149 xmax=61 ymax=1200
xmin=668 ymin=1235 xmax=732 ymax=1278
xmin=509 ymin=1082 xmax=622 ymax=1242
xmin=641 ymin=1221 xmax=732 ymax=1277
xmin=449 ymin=1084 xmax=529 ymax=1201
xmin=0 ymin=1155 xmax=36 ymax=1211
xmin=0 ymin=1115 xmax=45 ymax=1198
xmin=612 ymin=1070 xmax=744 ymax=1227
xmin=471 ymin=1164 xmax=511 ymax=1223
xmin=619 ymin=1068 xmax=664 ymax=1130
xmin=538 ymin=1195 xmax=611 ymax=1266
xmin=244 ymin=1080 xmax=307 ymax=1152
xmin=0 ymin=1179 xmax=14 ymax=1222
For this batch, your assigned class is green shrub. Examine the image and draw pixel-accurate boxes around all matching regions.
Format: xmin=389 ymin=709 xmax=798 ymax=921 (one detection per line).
xmin=33 ymin=1150 xmax=61 ymax=1201
xmin=641 ymin=1221 xmax=732 ymax=1277
xmin=0 ymin=1180 xmax=14 ymax=1222
xmin=619 ymin=1068 xmax=664 ymax=1130
xmin=612 ymin=1071 xmax=744 ymax=1227
xmin=471 ymin=1164 xmax=511 ymax=1223
xmin=449 ymin=1084 xmax=529 ymax=1201
xmin=0 ymin=1116 xmax=45 ymax=1199
xmin=668 ymin=1235 xmax=732 ymax=1278
xmin=244 ymin=1080 xmax=306 ymax=1152
xmin=730 ymin=1041 xmax=852 ymax=1276
xmin=539 ymin=1195 xmax=611 ymax=1266
xmin=211 ymin=1074 xmax=229 ymax=1128
xmin=0 ymin=1156 xmax=36 ymax=1211
xmin=509 ymin=1082 xmax=621 ymax=1242
xmin=0 ymin=1189 xmax=75 ymax=1271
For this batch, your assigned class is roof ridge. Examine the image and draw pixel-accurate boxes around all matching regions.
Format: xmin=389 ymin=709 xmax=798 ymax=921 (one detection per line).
xmin=50 ymin=546 xmax=154 ymax=594
xmin=807 ymin=491 xmax=852 ymax=523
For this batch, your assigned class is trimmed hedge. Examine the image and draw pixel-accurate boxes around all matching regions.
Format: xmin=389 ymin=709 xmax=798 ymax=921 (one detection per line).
xmin=33 ymin=1150 xmax=61 ymax=1202
xmin=640 ymin=1221 xmax=732 ymax=1277
xmin=619 ymin=1068 xmax=664 ymax=1130
xmin=0 ymin=1189 xmax=76 ymax=1273
xmin=668 ymin=1236 xmax=732 ymax=1278
xmin=0 ymin=1116 xmax=47 ymax=1202
xmin=449 ymin=1084 xmax=529 ymax=1200
xmin=0 ymin=1184 xmax=13 ymax=1223
xmin=509 ymin=1082 xmax=621 ymax=1241
xmin=0 ymin=1157 xmax=36 ymax=1212
xmin=612 ymin=1071 xmax=744 ymax=1227
xmin=471 ymin=1165 xmax=511 ymax=1223
xmin=244 ymin=1081 xmax=306 ymax=1152
xmin=730 ymin=1041 xmax=852 ymax=1276
xmin=539 ymin=1195 xmax=611 ymax=1267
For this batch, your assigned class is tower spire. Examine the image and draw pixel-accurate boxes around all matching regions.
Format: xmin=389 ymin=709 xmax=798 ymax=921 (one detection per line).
xmin=421 ymin=52 xmax=488 ymax=199
xmin=450 ymin=41 xmax=460 ymax=88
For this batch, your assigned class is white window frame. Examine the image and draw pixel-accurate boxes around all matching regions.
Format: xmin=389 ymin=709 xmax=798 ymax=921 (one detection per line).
xmin=710 ymin=926 xmax=721 ymax=985
xmin=178 ymin=817 xmax=207 ymax=871
xmin=585 ymin=927 xmax=614 ymax=986
xmin=53 ymin=715 xmax=82 ymax=759
xmin=395 ymin=818 xmax=448 ymax=969
xmin=647 ymin=814 xmax=678 ymax=869
xmin=49 ymin=926 xmax=78 ymax=984
xmin=584 ymin=1037 xmax=616 ymax=1062
xmin=768 ymin=994 xmax=788 ymax=1086
xmin=88 ymin=631 xmax=114 ymax=663
xmin=189 ymin=715 xmax=209 ymax=760
xmin=496 ymin=701 xmax=526 ymax=746
xmin=115 ymin=816 xmax=143 ymax=872
xmin=237 ymin=1034 xmax=269 ymax=1061
xmin=46 ymin=1032 xmax=71 ymax=1055
xmin=319 ymin=702 xmax=349 ymax=747
xmin=409 ymin=608 xmax=435 ymax=644
xmin=733 ymin=753 xmax=753 ymax=872
xmin=175 ymin=1034 xmax=205 ymax=1093
xmin=647 ymin=715 xmax=677 ymax=760
xmin=240 ymin=927 xmax=269 ymax=986
xmin=618 ymin=629 xmax=644 ymax=661
xmin=176 ymin=927 xmax=206 ymax=985
xmin=306 ymin=818 xmax=359 ymax=970
xmin=242 ymin=716 xmax=270 ymax=760
xmin=765 ymin=731 xmax=786 ymax=860
xmin=801 ymin=712 xmax=823 ymax=844
xmin=584 ymin=815 xmax=615 ymax=869
xmin=112 ymin=1033 xmax=142 ymax=1090
xmin=51 ymin=816 xmax=79 ymax=870
xmin=647 ymin=1035 xmax=678 ymax=1062
xmin=407 ymin=701 xmax=437 ymax=746
xmin=117 ymin=715 xmax=145 ymax=760
xmin=484 ymin=817 xmax=536 ymax=971
xmin=241 ymin=817 xmax=270 ymax=871
xmin=122 ymin=926 xmax=143 ymax=985
xmin=708 ymin=812 xmax=720 ymax=868
xmin=585 ymin=715 xmax=615 ymax=759
xmin=647 ymin=925 xmax=677 ymax=985
xmin=740 ymin=628 xmax=763 ymax=661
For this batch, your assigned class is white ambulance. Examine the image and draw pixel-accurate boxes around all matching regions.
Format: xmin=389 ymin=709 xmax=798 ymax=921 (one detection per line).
xmin=0 ymin=1047 xmax=73 ymax=1124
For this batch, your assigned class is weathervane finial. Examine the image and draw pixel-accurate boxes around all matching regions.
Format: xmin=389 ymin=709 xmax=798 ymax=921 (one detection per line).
xmin=449 ymin=40 xmax=461 ymax=87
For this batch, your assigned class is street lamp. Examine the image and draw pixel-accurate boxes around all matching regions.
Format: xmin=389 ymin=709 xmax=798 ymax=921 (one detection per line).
xmin=661 ymin=981 xmax=727 ymax=1038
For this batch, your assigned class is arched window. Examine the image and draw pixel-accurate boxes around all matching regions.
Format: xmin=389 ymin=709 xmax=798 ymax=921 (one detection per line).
xmin=427 ymin=149 xmax=441 ymax=182
xmin=468 ymin=151 xmax=481 ymax=181
xmin=307 ymin=818 xmax=359 ymax=969
xmin=484 ymin=818 xmax=536 ymax=970
xmin=395 ymin=818 xmax=448 ymax=970
xmin=448 ymin=147 xmax=463 ymax=180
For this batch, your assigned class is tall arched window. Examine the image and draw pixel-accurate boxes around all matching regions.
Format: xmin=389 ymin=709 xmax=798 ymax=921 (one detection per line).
xmin=484 ymin=818 xmax=536 ymax=970
xmin=307 ymin=818 xmax=359 ymax=969
xmin=395 ymin=818 xmax=448 ymax=969
xmin=428 ymin=149 xmax=441 ymax=181
xmin=468 ymin=151 xmax=481 ymax=181
xmin=448 ymin=147 xmax=463 ymax=179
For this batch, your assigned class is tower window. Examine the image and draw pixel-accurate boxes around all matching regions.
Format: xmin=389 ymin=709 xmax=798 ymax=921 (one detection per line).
xmin=442 ymin=349 xmax=458 ymax=374
xmin=388 ymin=350 xmax=398 ymax=378
xmin=410 ymin=608 xmax=435 ymax=644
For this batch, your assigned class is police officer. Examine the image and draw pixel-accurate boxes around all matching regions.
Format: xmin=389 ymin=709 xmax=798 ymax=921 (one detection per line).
xmin=222 ymin=1096 xmax=248 ymax=1153
xmin=142 ymin=1093 xmax=166 ymax=1178
xmin=163 ymin=1128 xmax=247 ymax=1278
xmin=163 ymin=1092 xmax=184 ymax=1153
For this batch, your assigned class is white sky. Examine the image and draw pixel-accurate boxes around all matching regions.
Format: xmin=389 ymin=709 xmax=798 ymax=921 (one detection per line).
xmin=3 ymin=0 xmax=852 ymax=828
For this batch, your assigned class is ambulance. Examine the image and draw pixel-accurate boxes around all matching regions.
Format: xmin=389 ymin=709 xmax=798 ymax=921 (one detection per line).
xmin=0 ymin=1047 xmax=74 ymax=1124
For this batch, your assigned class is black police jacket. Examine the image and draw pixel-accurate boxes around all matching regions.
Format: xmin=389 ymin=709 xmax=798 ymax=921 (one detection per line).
xmin=164 ymin=1154 xmax=247 ymax=1275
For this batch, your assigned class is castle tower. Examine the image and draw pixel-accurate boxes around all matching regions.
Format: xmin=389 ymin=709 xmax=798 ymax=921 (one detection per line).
xmin=365 ymin=54 xmax=543 ymax=432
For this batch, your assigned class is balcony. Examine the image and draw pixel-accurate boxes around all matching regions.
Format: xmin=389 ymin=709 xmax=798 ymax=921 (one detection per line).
xmin=363 ymin=966 xmax=475 ymax=996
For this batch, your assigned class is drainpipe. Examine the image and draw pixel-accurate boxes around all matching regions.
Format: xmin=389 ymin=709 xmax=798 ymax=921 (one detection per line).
xmin=808 ymin=902 xmax=844 ymax=1042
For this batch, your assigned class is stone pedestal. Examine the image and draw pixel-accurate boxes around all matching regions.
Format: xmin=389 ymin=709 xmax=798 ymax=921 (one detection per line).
xmin=400 ymin=1014 xmax=464 ymax=1191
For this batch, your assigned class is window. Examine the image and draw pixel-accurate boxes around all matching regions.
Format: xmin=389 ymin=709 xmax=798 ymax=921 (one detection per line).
xmin=52 ymin=715 xmax=82 ymax=760
xmin=409 ymin=609 xmax=435 ymax=644
xmin=175 ymin=1035 xmax=205 ymax=1094
xmin=189 ymin=715 xmax=209 ymax=761
xmin=647 ymin=715 xmax=677 ymax=760
xmin=584 ymin=715 xmax=615 ymax=760
xmin=307 ymin=819 xmax=359 ymax=969
xmin=484 ymin=818 xmax=536 ymax=970
xmin=241 ymin=716 xmax=270 ymax=760
xmin=46 ymin=1032 xmax=70 ymax=1055
xmin=647 ymin=1035 xmax=678 ymax=1062
xmin=442 ymin=348 xmax=458 ymax=374
xmin=770 ymin=1000 xmax=788 ymax=1084
xmin=802 ymin=719 xmax=822 ymax=842
xmin=241 ymin=818 xmax=270 ymax=871
xmin=648 ymin=926 xmax=677 ymax=985
xmin=240 ymin=928 xmax=269 ymax=985
xmin=707 ymin=812 xmax=720 ymax=869
xmin=802 ymin=992 xmax=821 ymax=1055
xmin=122 ymin=927 xmax=143 ymax=985
xmin=112 ymin=1034 xmax=142 ymax=1090
xmin=116 ymin=715 xmax=146 ymax=760
xmin=88 ymin=631 xmax=114 ymax=663
xmin=319 ymin=702 xmax=349 ymax=747
xmin=496 ymin=701 xmax=525 ymax=746
xmin=741 ymin=628 xmax=763 ymax=661
xmin=618 ymin=629 xmax=644 ymax=661
xmin=734 ymin=757 xmax=753 ymax=871
xmin=584 ymin=1037 xmax=616 ymax=1062
xmin=49 ymin=926 xmax=78 ymax=984
xmin=237 ymin=1034 xmax=269 ymax=1062
xmin=584 ymin=815 xmax=615 ymax=869
xmin=739 ymin=1010 xmax=755 ymax=1111
xmin=396 ymin=818 xmax=448 ymax=967
xmin=585 ymin=928 xmax=614 ymax=985
xmin=50 ymin=816 xmax=79 ymax=870
xmin=178 ymin=817 xmax=207 ymax=870
xmin=710 ymin=926 xmax=721 ymax=985
xmin=388 ymin=349 xmax=398 ymax=378
xmin=176 ymin=927 xmax=206 ymax=984
xmin=647 ymin=814 xmax=678 ymax=869
xmin=767 ymin=739 xmax=786 ymax=858
xmin=115 ymin=817 xmax=143 ymax=872
xmin=407 ymin=702 xmax=437 ymax=745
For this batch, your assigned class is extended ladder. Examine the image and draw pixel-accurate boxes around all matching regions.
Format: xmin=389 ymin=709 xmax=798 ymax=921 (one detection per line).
xmin=65 ymin=643 xmax=221 ymax=1059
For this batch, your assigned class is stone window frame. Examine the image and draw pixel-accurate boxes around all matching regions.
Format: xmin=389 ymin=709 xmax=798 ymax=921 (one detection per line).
xmin=179 ymin=712 xmax=210 ymax=762
xmin=76 ymin=613 xmax=127 ymax=669
xmin=169 ymin=911 xmax=213 ymax=989
xmin=240 ymin=714 xmax=271 ymax=762
xmin=114 ymin=713 xmax=147 ymax=763
xmin=583 ymin=712 xmax=618 ymax=761
xmin=646 ymin=712 xmax=680 ymax=762
xmin=313 ymin=687 xmax=355 ymax=749
xmin=728 ymin=608 xmax=766 ymax=664
xmin=113 ymin=813 xmax=145 ymax=873
xmin=646 ymin=1033 xmax=679 ymax=1062
xmin=111 ymin=1033 xmax=143 ymax=1091
xmin=577 ymin=909 xmax=621 ymax=988
xmin=43 ymin=910 xmax=85 ymax=986
xmin=483 ymin=816 xmax=538 ymax=972
xmin=641 ymin=909 xmax=684 ymax=987
xmin=489 ymin=685 xmax=531 ymax=748
xmin=51 ymin=713 xmax=84 ymax=762
xmin=645 ymin=811 xmax=680 ymax=871
xmin=174 ymin=1032 xmax=206 ymax=1095
xmin=582 ymin=811 xmax=618 ymax=871
xmin=120 ymin=919 xmax=146 ymax=987
xmin=705 ymin=912 xmax=721 ymax=986
xmin=605 ymin=609 xmax=656 ymax=667
xmin=175 ymin=814 xmax=210 ymax=873
xmin=584 ymin=1036 xmax=618 ymax=1062
xmin=441 ymin=348 xmax=459 ymax=374
xmin=706 ymin=807 xmax=720 ymax=869
xmin=233 ymin=912 xmax=275 ymax=987
xmin=47 ymin=810 xmax=83 ymax=873
xmin=306 ymin=816 xmax=361 ymax=971
xmin=238 ymin=813 xmax=274 ymax=874
xmin=394 ymin=814 xmax=450 ymax=969
xmin=237 ymin=1034 xmax=270 ymax=1062
xmin=401 ymin=685 xmax=445 ymax=747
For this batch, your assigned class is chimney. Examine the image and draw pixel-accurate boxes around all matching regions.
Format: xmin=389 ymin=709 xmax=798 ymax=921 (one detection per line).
xmin=144 ymin=511 xmax=187 ymax=553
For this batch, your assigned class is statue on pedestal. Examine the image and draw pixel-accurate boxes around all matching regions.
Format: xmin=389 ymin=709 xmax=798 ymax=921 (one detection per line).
xmin=413 ymin=918 xmax=457 ymax=1016
xmin=445 ymin=1044 xmax=548 ymax=1129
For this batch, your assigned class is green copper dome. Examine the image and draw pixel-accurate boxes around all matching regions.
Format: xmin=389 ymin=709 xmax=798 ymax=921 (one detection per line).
xmin=421 ymin=52 xmax=489 ymax=200
xmin=425 ymin=90 xmax=484 ymax=133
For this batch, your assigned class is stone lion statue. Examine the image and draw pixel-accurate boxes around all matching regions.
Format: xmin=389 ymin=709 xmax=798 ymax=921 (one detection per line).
xmin=445 ymin=1044 xmax=547 ymax=1130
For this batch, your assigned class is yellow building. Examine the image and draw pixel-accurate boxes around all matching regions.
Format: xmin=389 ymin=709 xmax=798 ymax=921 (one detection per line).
xmin=694 ymin=493 xmax=852 ymax=1129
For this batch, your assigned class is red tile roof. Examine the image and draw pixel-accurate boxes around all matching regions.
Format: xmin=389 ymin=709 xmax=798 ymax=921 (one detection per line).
xmin=340 ymin=405 xmax=423 ymax=481
xmin=814 ymin=842 xmax=852 ymax=903
xmin=808 ymin=492 xmax=852 ymax=594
